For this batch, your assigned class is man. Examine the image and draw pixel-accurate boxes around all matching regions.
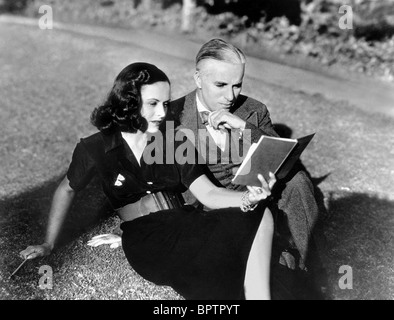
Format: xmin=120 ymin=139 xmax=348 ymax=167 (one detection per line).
xmin=168 ymin=39 xmax=323 ymax=298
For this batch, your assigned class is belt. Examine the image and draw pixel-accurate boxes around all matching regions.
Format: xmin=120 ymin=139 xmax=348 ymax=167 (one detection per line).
xmin=117 ymin=191 xmax=185 ymax=222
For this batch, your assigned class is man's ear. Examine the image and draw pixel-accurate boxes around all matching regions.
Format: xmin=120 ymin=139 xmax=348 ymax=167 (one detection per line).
xmin=194 ymin=70 xmax=202 ymax=89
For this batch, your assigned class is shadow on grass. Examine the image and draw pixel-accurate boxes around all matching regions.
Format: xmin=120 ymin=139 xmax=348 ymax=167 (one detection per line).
xmin=0 ymin=173 xmax=114 ymax=299
xmin=315 ymin=191 xmax=394 ymax=300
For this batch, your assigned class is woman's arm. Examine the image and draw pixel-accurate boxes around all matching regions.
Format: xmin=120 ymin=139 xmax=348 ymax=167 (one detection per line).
xmin=20 ymin=176 xmax=76 ymax=259
xmin=189 ymin=173 xmax=276 ymax=210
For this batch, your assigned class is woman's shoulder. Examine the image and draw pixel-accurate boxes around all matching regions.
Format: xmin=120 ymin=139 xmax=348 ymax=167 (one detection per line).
xmin=79 ymin=130 xmax=123 ymax=156
xmin=77 ymin=131 xmax=108 ymax=158
xmin=80 ymin=131 xmax=104 ymax=145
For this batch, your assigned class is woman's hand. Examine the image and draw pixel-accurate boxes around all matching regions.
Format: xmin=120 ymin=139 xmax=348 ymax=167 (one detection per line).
xmin=20 ymin=243 xmax=53 ymax=260
xmin=247 ymin=172 xmax=276 ymax=204
xmin=87 ymin=234 xmax=121 ymax=249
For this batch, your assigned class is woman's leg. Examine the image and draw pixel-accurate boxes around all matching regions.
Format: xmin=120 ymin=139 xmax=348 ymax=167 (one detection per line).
xmin=244 ymin=207 xmax=274 ymax=300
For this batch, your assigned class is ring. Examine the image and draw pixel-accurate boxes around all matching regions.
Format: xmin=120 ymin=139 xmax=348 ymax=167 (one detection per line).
xmin=257 ymin=188 xmax=263 ymax=194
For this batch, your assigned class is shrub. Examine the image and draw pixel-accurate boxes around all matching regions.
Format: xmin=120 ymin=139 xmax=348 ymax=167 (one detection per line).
xmin=0 ymin=0 xmax=31 ymax=13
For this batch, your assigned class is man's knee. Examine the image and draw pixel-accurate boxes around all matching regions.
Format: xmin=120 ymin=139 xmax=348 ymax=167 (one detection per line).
xmin=287 ymin=170 xmax=314 ymax=193
xmin=276 ymin=169 xmax=318 ymax=219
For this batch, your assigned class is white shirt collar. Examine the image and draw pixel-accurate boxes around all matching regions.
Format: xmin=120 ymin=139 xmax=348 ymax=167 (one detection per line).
xmin=196 ymin=93 xmax=211 ymax=114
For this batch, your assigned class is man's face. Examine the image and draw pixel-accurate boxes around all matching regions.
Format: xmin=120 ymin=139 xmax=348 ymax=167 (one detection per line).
xmin=194 ymin=59 xmax=245 ymax=112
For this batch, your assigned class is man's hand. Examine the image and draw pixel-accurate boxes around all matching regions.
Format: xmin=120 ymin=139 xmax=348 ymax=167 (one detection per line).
xmin=87 ymin=234 xmax=121 ymax=249
xmin=247 ymin=172 xmax=276 ymax=204
xmin=208 ymin=110 xmax=246 ymax=130
xmin=20 ymin=243 xmax=52 ymax=260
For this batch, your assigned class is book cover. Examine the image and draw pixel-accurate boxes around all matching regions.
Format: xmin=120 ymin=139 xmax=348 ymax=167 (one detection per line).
xmin=232 ymin=133 xmax=315 ymax=187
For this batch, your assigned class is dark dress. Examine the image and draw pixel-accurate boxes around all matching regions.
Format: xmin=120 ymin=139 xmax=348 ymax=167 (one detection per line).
xmin=66 ymin=130 xmax=265 ymax=300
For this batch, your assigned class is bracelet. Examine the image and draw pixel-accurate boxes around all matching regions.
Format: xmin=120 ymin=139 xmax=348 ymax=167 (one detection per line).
xmin=240 ymin=190 xmax=258 ymax=212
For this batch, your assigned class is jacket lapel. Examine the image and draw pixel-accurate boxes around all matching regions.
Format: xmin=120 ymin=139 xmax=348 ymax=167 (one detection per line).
xmin=179 ymin=90 xmax=199 ymax=135
xmin=233 ymin=97 xmax=259 ymax=127
xmin=176 ymin=90 xmax=200 ymax=149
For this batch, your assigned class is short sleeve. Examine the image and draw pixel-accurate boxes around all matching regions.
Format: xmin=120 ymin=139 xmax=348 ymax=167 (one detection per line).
xmin=177 ymin=160 xmax=205 ymax=189
xmin=66 ymin=141 xmax=96 ymax=191
xmin=173 ymin=137 xmax=205 ymax=189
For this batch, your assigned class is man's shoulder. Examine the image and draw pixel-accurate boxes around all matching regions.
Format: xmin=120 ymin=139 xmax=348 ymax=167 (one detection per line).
xmin=171 ymin=91 xmax=195 ymax=108
xmin=171 ymin=95 xmax=186 ymax=108
xmin=169 ymin=91 xmax=195 ymax=124
xmin=234 ymin=94 xmax=268 ymax=114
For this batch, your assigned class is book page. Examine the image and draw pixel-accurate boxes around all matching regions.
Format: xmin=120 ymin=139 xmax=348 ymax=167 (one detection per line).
xmin=233 ymin=136 xmax=262 ymax=178
xmin=232 ymin=135 xmax=300 ymax=186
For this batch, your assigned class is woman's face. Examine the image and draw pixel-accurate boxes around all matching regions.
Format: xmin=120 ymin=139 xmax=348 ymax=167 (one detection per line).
xmin=140 ymin=81 xmax=170 ymax=133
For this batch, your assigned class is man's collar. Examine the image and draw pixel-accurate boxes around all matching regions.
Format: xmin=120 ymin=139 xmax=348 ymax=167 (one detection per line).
xmin=196 ymin=93 xmax=210 ymax=113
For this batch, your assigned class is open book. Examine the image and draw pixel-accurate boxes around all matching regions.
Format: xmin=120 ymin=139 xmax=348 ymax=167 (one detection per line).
xmin=232 ymin=133 xmax=315 ymax=187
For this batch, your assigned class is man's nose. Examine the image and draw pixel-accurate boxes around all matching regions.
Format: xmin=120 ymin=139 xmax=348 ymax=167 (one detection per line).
xmin=225 ymin=88 xmax=235 ymax=101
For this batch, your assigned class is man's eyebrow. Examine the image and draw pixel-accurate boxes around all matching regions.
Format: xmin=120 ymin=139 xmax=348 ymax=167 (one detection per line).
xmin=214 ymin=81 xmax=227 ymax=85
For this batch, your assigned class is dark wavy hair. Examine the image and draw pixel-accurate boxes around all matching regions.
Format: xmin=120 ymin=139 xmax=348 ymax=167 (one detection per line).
xmin=91 ymin=62 xmax=170 ymax=134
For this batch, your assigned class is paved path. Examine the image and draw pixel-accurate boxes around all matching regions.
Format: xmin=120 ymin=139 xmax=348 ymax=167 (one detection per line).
xmin=1 ymin=14 xmax=393 ymax=117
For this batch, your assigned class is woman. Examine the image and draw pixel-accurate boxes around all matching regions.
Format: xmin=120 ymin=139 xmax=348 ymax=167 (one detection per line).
xmin=20 ymin=62 xmax=276 ymax=300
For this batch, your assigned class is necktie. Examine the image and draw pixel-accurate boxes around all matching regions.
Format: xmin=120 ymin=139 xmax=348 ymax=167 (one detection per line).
xmin=199 ymin=111 xmax=229 ymax=151
xmin=199 ymin=111 xmax=210 ymax=125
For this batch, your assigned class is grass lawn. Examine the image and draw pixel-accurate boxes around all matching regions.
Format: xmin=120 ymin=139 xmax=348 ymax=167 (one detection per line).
xmin=0 ymin=21 xmax=393 ymax=300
